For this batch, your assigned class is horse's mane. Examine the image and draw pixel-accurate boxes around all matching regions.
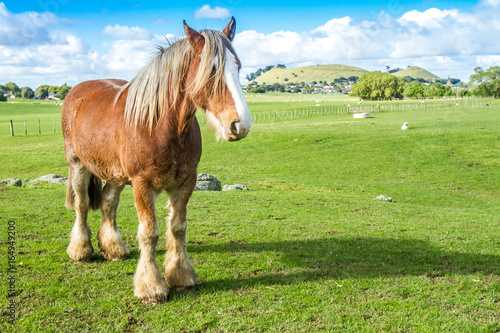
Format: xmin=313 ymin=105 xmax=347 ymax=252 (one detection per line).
xmin=116 ymin=30 xmax=237 ymax=132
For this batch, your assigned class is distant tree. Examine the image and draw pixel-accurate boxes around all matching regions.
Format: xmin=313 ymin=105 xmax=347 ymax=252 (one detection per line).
xmin=56 ymin=85 xmax=71 ymax=100
xmin=21 ymin=87 xmax=35 ymax=99
xmin=351 ymin=71 xmax=405 ymax=100
xmin=276 ymin=64 xmax=286 ymax=69
xmin=0 ymin=94 xmax=6 ymax=102
xmin=458 ymin=89 xmax=471 ymax=97
xmin=470 ymin=66 xmax=500 ymax=97
xmin=403 ymin=81 xmax=425 ymax=98
xmin=249 ymin=87 xmax=266 ymax=93
xmin=469 ymin=66 xmax=500 ymax=84
xmin=424 ymin=82 xmax=453 ymax=97
xmin=4 ymin=82 xmax=20 ymax=94
xmin=35 ymin=86 xmax=49 ymax=99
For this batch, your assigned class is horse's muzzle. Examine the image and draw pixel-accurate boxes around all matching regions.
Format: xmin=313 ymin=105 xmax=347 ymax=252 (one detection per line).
xmin=225 ymin=119 xmax=249 ymax=141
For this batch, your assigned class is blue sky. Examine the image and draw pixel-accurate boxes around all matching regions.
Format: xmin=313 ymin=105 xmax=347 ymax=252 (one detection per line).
xmin=1 ymin=0 xmax=499 ymax=87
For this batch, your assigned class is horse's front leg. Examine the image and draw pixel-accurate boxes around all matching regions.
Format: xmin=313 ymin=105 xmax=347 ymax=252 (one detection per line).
xmin=164 ymin=180 xmax=198 ymax=292
xmin=132 ymin=179 xmax=169 ymax=304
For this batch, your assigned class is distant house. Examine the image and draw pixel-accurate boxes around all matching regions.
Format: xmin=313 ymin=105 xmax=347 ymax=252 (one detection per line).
xmin=3 ymin=91 xmax=15 ymax=99
xmin=47 ymin=93 xmax=60 ymax=100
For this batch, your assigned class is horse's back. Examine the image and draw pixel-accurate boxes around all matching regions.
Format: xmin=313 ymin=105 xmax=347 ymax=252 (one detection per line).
xmin=62 ymin=79 xmax=130 ymax=183
xmin=62 ymin=79 xmax=127 ymax=132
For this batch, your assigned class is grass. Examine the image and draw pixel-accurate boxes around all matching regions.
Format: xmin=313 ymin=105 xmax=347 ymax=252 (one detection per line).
xmin=0 ymin=96 xmax=499 ymax=332
xmin=392 ymin=66 xmax=441 ymax=81
xmin=250 ymin=64 xmax=369 ymax=85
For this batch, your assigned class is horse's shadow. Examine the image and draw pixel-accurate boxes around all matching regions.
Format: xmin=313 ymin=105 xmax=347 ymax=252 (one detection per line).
xmin=129 ymin=237 xmax=499 ymax=293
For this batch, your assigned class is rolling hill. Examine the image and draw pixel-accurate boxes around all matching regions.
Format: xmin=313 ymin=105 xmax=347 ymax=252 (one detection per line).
xmin=248 ymin=64 xmax=369 ymax=85
xmin=391 ymin=66 xmax=441 ymax=81
xmin=246 ymin=64 xmax=442 ymax=85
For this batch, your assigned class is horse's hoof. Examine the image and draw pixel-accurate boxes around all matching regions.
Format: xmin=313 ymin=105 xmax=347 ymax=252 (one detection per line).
xmin=173 ymin=285 xmax=199 ymax=293
xmin=140 ymin=295 xmax=168 ymax=305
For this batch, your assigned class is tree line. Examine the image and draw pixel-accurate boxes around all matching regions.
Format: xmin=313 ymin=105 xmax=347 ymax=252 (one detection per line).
xmin=351 ymin=66 xmax=500 ymax=100
xmin=246 ymin=64 xmax=286 ymax=82
xmin=0 ymin=82 xmax=72 ymax=101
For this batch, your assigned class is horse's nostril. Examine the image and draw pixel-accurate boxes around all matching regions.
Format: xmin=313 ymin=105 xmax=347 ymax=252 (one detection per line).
xmin=229 ymin=120 xmax=239 ymax=135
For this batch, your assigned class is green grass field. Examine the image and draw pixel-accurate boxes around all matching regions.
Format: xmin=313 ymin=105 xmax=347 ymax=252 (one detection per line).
xmin=0 ymin=95 xmax=499 ymax=332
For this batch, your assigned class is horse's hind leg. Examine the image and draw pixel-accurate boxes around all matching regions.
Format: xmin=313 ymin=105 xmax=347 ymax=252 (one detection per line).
xmin=67 ymin=164 xmax=94 ymax=262
xmin=164 ymin=178 xmax=198 ymax=292
xmin=97 ymin=183 xmax=129 ymax=261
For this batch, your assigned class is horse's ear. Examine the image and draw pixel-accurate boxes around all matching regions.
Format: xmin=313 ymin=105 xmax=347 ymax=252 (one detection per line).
xmin=222 ymin=16 xmax=236 ymax=42
xmin=184 ymin=20 xmax=205 ymax=54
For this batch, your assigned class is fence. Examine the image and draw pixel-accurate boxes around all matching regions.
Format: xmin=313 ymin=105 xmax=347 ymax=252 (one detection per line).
xmin=5 ymin=99 xmax=495 ymax=135
xmin=6 ymin=118 xmax=58 ymax=136
xmin=240 ymin=98 xmax=494 ymax=124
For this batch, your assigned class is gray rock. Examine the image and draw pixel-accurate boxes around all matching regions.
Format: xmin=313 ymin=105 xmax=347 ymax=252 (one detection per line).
xmin=0 ymin=178 xmax=22 ymax=187
xmin=375 ymin=195 xmax=392 ymax=202
xmin=33 ymin=174 xmax=68 ymax=185
xmin=222 ymin=184 xmax=249 ymax=191
xmin=194 ymin=173 xmax=221 ymax=191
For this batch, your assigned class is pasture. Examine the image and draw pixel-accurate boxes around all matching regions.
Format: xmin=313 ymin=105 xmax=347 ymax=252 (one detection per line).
xmin=1 ymin=95 xmax=499 ymax=332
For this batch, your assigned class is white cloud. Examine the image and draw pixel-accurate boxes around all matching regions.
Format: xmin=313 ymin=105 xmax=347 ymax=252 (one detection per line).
xmin=194 ymin=5 xmax=231 ymax=19
xmin=398 ymin=8 xmax=458 ymax=28
xmin=101 ymin=34 xmax=174 ymax=75
xmin=234 ymin=1 xmax=500 ymax=82
xmin=102 ymin=24 xmax=152 ymax=40
xmin=0 ymin=2 xmax=58 ymax=46
xmin=2 ymin=1 xmax=500 ymax=87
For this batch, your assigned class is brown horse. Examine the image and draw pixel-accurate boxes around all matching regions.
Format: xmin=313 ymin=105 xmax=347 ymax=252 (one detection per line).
xmin=61 ymin=18 xmax=251 ymax=304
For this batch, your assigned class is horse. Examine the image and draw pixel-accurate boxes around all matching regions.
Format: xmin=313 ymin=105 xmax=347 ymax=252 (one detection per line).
xmin=61 ymin=17 xmax=251 ymax=304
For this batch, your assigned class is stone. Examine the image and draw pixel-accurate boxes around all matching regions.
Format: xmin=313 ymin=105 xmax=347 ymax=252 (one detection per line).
xmin=194 ymin=173 xmax=221 ymax=191
xmin=375 ymin=195 xmax=392 ymax=202
xmin=33 ymin=174 xmax=68 ymax=185
xmin=0 ymin=178 xmax=22 ymax=187
xmin=222 ymin=184 xmax=249 ymax=191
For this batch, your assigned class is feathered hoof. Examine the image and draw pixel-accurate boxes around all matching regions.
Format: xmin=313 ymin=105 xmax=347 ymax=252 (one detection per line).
xmin=172 ymin=284 xmax=199 ymax=294
xmin=67 ymin=242 xmax=94 ymax=263
xmin=135 ymin=284 xmax=169 ymax=305
xmin=134 ymin=272 xmax=169 ymax=305
xmin=99 ymin=244 xmax=130 ymax=262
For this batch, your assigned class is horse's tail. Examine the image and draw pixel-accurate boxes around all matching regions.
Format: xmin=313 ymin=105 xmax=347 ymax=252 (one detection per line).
xmin=65 ymin=167 xmax=103 ymax=211
xmin=88 ymin=175 xmax=103 ymax=211
xmin=65 ymin=167 xmax=75 ymax=209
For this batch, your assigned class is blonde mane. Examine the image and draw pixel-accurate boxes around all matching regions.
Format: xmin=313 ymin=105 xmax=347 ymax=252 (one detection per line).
xmin=117 ymin=30 xmax=237 ymax=132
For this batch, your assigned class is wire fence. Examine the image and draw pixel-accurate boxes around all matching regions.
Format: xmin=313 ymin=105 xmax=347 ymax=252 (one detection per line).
xmin=4 ymin=98 xmax=495 ymax=136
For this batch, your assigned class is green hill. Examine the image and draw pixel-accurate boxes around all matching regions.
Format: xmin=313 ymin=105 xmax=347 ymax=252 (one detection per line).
xmin=248 ymin=64 xmax=369 ymax=85
xmin=392 ymin=66 xmax=441 ymax=81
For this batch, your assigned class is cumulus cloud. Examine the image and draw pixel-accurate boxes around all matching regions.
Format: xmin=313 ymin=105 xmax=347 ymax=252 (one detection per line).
xmin=0 ymin=3 xmax=100 ymax=86
xmin=101 ymin=34 xmax=175 ymax=75
xmin=102 ymin=24 xmax=152 ymax=40
xmin=194 ymin=5 xmax=231 ymax=19
xmin=2 ymin=1 xmax=500 ymax=87
xmin=0 ymin=2 xmax=58 ymax=46
xmin=234 ymin=0 xmax=500 ymax=81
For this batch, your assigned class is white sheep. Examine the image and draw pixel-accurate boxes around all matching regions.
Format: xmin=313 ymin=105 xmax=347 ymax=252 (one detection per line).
xmin=401 ymin=122 xmax=409 ymax=130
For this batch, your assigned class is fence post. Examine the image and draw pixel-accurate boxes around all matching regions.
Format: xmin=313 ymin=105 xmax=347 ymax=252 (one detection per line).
xmin=10 ymin=120 xmax=14 ymax=136
xmin=53 ymin=118 xmax=56 ymax=133
xmin=38 ymin=119 xmax=41 ymax=134
xmin=24 ymin=120 xmax=27 ymax=135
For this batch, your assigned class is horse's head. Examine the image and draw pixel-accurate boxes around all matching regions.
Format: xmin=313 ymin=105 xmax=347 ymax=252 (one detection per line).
xmin=183 ymin=18 xmax=251 ymax=142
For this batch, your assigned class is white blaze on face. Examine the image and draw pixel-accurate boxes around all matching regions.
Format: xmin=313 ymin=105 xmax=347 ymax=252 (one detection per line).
xmin=223 ymin=47 xmax=252 ymax=135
